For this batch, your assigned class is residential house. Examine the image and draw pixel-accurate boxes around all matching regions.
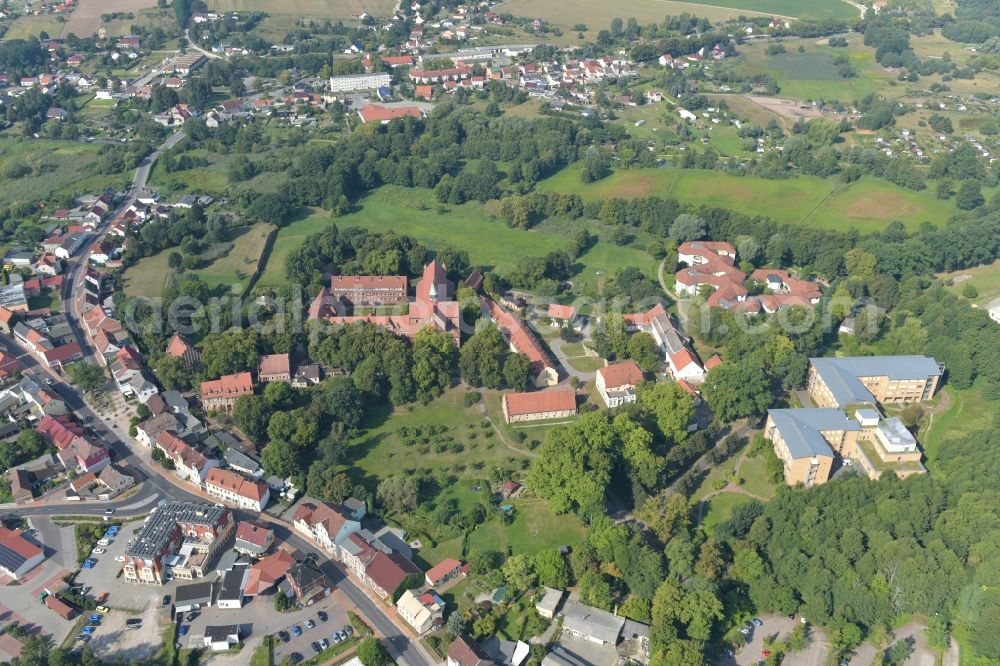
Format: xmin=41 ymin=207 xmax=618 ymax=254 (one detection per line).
xmin=234 ymin=520 xmax=274 ymax=557
xmin=547 ymin=304 xmax=577 ymax=326
xmin=291 ymin=364 xmax=322 ymax=388
xmin=95 ymin=465 xmax=134 ymax=500
xmin=396 ymin=589 xmax=445 ymax=634
xmin=292 ymin=499 xmax=364 ymax=556
xmin=155 ymin=431 xmax=219 ymax=484
xmin=200 ymin=372 xmax=253 ymax=414
xmin=136 ymin=413 xmax=181 ymax=446
xmin=448 ymin=636 xmax=494 ymax=666
xmin=57 ymin=436 xmax=109 ymax=474
xmin=244 ymin=549 xmax=293 ymax=596
xmin=216 ymin=568 xmax=246 ymax=609
xmin=288 ymin=560 xmax=331 ymax=606
xmin=536 ymin=587 xmax=564 ymax=619
xmin=623 ymin=303 xmax=704 ymax=382
xmin=595 ymin=362 xmax=644 ymax=408
xmin=425 ymin=558 xmax=463 ymax=587
xmin=10 ymin=468 xmax=33 ymax=503
xmin=204 ymin=468 xmax=270 ymax=511
xmin=501 ymin=390 xmax=576 ymax=424
xmin=203 ymin=625 xmax=241 ymax=651
xmin=340 ymin=533 xmax=422 ymax=600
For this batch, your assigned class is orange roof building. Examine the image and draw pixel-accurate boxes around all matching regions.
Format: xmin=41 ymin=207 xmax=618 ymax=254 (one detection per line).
xmin=501 ymin=389 xmax=576 ymax=424
xmin=200 ymin=372 xmax=253 ymax=414
xmin=483 ymin=297 xmax=558 ymax=387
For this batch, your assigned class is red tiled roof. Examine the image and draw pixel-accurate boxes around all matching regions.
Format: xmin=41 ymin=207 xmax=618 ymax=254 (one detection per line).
xmin=425 ymin=558 xmax=462 ymax=584
xmin=200 ymin=372 xmax=253 ymax=400
xmin=597 ymin=361 xmax=644 ymax=389
xmin=670 ymin=348 xmax=700 ymax=372
xmin=484 ymin=297 xmax=553 ymax=379
xmin=502 ymin=390 xmax=576 ymax=417
xmin=358 ymin=104 xmax=422 ymax=123
xmin=0 ymin=527 xmax=42 ymax=560
xmin=165 ymin=333 xmax=194 ymax=358
xmin=705 ymin=354 xmax=722 ymax=370
xmin=205 ymin=468 xmax=268 ymax=502
xmin=236 ymin=520 xmax=272 ymax=547
xmin=245 ymin=549 xmax=293 ymax=595
xmin=330 ymin=275 xmax=407 ymax=293
xmin=257 ymin=353 xmax=290 ymax=377
xmin=547 ymin=304 xmax=576 ymax=320
xmin=365 ymin=550 xmax=421 ymax=595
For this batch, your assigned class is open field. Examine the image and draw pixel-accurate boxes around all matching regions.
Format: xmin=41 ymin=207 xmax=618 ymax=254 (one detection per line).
xmin=498 ymin=0 xmax=854 ymax=29
xmin=737 ymin=454 xmax=778 ymax=499
xmin=539 ymin=167 xmax=957 ymax=232
xmin=921 ymin=384 xmax=992 ymax=470
xmin=720 ymin=38 xmax=898 ymax=103
xmin=257 ymin=187 xmax=659 ymax=294
xmin=206 ymin=0 xmax=398 ymax=18
xmin=123 ymin=223 xmax=275 ymax=298
xmin=5 ymin=14 xmax=66 ymax=40
xmin=938 ymin=259 xmax=1000 ymax=306
xmin=0 ymin=139 xmax=130 ymax=210
xmin=62 ymin=0 xmax=158 ymax=37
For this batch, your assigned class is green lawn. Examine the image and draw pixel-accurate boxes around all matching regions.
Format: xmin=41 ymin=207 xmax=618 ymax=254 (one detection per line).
xmin=921 ymin=384 xmax=993 ymax=471
xmin=257 ymin=187 xmax=659 ymax=295
xmin=123 ymin=223 xmax=275 ymax=298
xmin=148 ymin=151 xmax=234 ymax=195
xmin=668 ymin=0 xmax=856 ymax=19
xmin=566 ymin=356 xmax=605 ymax=373
xmin=738 ymin=455 xmax=779 ymax=500
xmin=4 ymin=15 xmax=65 ymax=40
xmin=539 ymin=167 xmax=956 ymax=232
xmin=700 ymin=492 xmax=755 ymax=529
xmin=938 ymin=259 xmax=1000 ymax=306
xmin=466 ymin=498 xmax=587 ymax=556
xmin=27 ymin=291 xmax=61 ymax=312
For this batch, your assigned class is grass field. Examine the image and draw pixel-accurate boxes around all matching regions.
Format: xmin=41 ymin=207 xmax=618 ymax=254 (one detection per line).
xmin=0 ymin=139 xmax=129 ymax=210
xmin=205 ymin=0 xmax=397 ymax=18
xmin=257 ymin=187 xmax=659 ymax=295
xmin=148 ymin=150 xmax=233 ymax=196
xmin=123 ymin=223 xmax=275 ymax=298
xmin=4 ymin=14 xmax=65 ymax=40
xmin=938 ymin=259 xmax=1000 ymax=306
xmin=737 ymin=455 xmax=778 ymax=499
xmin=700 ymin=491 xmax=754 ymax=529
xmin=720 ymin=39 xmax=896 ymax=103
xmin=62 ymin=0 xmax=158 ymax=37
xmin=539 ymin=167 xmax=957 ymax=232
xmin=921 ymin=384 xmax=992 ymax=470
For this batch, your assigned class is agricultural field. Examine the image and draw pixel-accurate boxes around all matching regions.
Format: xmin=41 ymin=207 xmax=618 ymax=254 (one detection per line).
xmin=938 ymin=259 xmax=1000 ymax=306
xmin=256 ymin=186 xmax=660 ymax=295
xmin=720 ymin=38 xmax=897 ymax=103
xmin=539 ymin=167 xmax=958 ymax=232
xmin=4 ymin=14 xmax=66 ymax=40
xmin=122 ymin=223 xmax=275 ymax=298
xmin=205 ymin=0 xmax=398 ymax=19
xmin=61 ymin=0 xmax=159 ymax=38
xmin=0 ymin=139 xmax=130 ymax=210
xmin=501 ymin=0 xmax=854 ymax=32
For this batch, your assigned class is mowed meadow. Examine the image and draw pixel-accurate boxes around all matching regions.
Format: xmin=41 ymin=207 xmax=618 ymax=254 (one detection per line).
xmin=538 ymin=167 xmax=960 ymax=233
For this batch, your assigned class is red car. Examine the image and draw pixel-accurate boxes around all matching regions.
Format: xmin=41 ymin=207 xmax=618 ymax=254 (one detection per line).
xmin=761 ymin=649 xmax=771 ymax=658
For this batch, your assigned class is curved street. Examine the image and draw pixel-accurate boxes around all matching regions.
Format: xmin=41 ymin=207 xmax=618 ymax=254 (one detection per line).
xmin=0 ymin=130 xmax=436 ymax=666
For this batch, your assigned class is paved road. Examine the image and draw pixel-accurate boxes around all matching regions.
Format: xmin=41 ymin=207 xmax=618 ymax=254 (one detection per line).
xmin=184 ymin=29 xmax=222 ymax=60
xmin=0 ymin=129 xmax=437 ymax=666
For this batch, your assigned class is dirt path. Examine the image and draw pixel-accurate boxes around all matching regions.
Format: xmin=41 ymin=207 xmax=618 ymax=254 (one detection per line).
xmin=478 ymin=403 xmax=538 ymax=457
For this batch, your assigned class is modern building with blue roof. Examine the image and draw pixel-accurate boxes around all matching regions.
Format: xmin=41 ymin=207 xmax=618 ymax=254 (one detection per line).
xmin=807 ymin=355 xmax=942 ymax=408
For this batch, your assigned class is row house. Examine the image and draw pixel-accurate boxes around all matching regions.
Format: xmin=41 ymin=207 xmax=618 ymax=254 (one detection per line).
xmin=623 ymin=303 xmax=705 ymax=382
xmin=292 ymin=499 xmax=364 ymax=558
xmin=204 ymin=468 xmax=270 ymax=512
xmin=340 ymin=532 xmax=422 ymax=600
xmin=110 ymin=346 xmax=159 ymax=403
xmin=155 ymin=431 xmax=220 ymax=485
xmin=481 ymin=296 xmax=558 ymax=387
xmin=408 ymin=63 xmax=473 ymax=84
xmin=4 ymin=376 xmax=66 ymax=419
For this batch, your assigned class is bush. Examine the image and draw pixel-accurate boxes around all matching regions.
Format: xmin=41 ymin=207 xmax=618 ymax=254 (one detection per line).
xmin=463 ymin=391 xmax=482 ymax=407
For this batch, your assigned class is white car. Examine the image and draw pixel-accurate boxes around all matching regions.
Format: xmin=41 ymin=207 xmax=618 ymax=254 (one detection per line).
xmin=115 ymin=555 xmax=125 ymax=562
xmin=97 ymin=539 xmax=111 ymax=546
xmin=91 ymin=548 xmax=105 ymax=555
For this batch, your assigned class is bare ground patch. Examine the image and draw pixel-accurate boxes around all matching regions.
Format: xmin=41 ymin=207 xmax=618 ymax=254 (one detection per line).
xmin=844 ymin=191 xmax=921 ymax=219
xmin=744 ymin=95 xmax=825 ymax=119
xmin=61 ymin=0 xmax=158 ymax=37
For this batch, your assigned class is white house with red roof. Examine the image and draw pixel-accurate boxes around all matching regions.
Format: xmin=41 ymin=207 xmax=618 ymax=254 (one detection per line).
xmin=204 ymin=468 xmax=270 ymax=512
xmin=595 ymin=361 xmax=644 ymax=408
xmin=292 ymin=499 xmax=363 ymax=558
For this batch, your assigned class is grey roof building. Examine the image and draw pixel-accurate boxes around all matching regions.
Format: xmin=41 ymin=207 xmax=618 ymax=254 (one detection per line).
xmin=561 ymin=601 xmax=625 ymax=646
xmin=765 ymin=408 xmax=862 ymax=459
xmin=809 ymin=355 xmax=942 ymax=407
xmin=174 ymin=580 xmax=215 ymax=611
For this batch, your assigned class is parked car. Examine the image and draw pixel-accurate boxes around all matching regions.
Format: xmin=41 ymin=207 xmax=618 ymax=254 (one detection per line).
xmin=305 ymin=619 xmax=315 ymax=630
xmin=115 ymin=555 xmax=125 ymax=562
xmin=317 ymin=611 xmax=328 ymax=622
xmin=76 ymin=635 xmax=90 ymax=643
xmin=343 ymin=626 xmax=353 ymax=636
xmin=187 ymin=611 xmax=200 ymax=621
xmin=88 ymin=615 xmax=101 ymax=623
xmin=319 ymin=638 xmax=329 ymax=650
xmin=289 ymin=653 xmax=303 ymax=665
xmin=95 ymin=606 xmax=110 ymax=613
xmin=162 ymin=595 xmax=171 ymax=607
xmin=179 ymin=625 xmax=190 ymax=637
xmin=752 ymin=618 xmax=763 ymax=628
xmin=291 ymin=625 xmax=302 ymax=637
xmin=332 ymin=633 xmax=342 ymax=644
xmin=97 ymin=539 xmax=111 ymax=546
xmin=311 ymin=641 xmax=322 ymax=654
xmin=91 ymin=548 xmax=105 ymax=555
xmin=278 ymin=631 xmax=290 ymax=643
xmin=104 ymin=509 xmax=115 ymax=515
xmin=83 ymin=559 xmax=96 ymax=569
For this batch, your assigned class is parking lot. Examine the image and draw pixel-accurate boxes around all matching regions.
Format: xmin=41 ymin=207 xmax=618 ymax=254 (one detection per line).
xmin=73 ymin=603 xmax=162 ymax=662
xmin=176 ymin=590 xmax=350 ymax=663
xmin=720 ymin=615 xmax=829 ymax=666
xmin=74 ymin=521 xmax=161 ymax=612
